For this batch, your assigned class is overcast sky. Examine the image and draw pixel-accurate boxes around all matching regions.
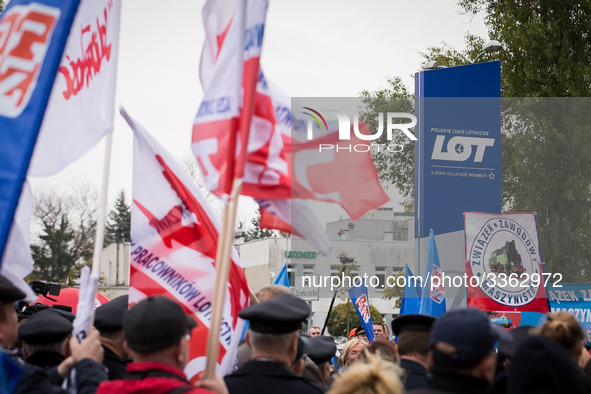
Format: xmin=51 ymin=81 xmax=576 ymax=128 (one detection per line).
xmin=28 ymin=0 xmax=489 ymax=224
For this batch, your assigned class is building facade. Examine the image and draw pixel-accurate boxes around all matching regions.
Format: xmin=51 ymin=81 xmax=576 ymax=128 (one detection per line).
xmin=236 ymin=208 xmax=415 ymax=337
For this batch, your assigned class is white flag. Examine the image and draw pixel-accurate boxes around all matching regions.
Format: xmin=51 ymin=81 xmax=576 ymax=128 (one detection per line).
xmin=28 ymin=0 xmax=120 ymax=176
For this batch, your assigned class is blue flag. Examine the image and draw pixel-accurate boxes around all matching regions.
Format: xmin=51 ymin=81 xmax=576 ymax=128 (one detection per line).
xmin=419 ymin=229 xmax=447 ymax=317
xmin=0 ymin=0 xmax=81 ymax=264
xmin=400 ymin=264 xmax=421 ymax=315
xmin=348 ymin=282 xmax=375 ymax=342
xmin=274 ymin=263 xmax=290 ymax=288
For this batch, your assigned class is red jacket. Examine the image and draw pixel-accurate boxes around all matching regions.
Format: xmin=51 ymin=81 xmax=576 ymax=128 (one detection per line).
xmin=96 ymin=361 xmax=211 ymax=394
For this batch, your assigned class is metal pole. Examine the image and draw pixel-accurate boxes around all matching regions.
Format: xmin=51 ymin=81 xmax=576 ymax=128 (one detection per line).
xmin=321 ymin=263 xmax=347 ymax=335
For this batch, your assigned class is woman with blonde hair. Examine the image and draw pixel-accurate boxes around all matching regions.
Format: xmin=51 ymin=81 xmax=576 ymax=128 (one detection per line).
xmin=328 ymin=352 xmax=404 ymax=394
xmin=541 ymin=311 xmax=585 ymax=362
xmin=338 ymin=338 xmax=367 ymax=372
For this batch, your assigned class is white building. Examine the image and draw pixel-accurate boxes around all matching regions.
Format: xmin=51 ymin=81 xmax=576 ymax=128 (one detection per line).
xmin=236 ymin=208 xmax=415 ymax=336
xmin=98 ymin=242 xmax=130 ymax=299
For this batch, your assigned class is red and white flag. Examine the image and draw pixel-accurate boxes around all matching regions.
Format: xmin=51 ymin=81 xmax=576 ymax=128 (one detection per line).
xmin=28 ymin=0 xmax=120 ymax=176
xmin=122 ymin=107 xmax=250 ymax=379
xmin=193 ymin=0 xmax=285 ymax=199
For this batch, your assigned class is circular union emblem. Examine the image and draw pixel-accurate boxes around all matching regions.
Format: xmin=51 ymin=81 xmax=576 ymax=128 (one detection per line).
xmin=469 ymin=218 xmax=540 ymax=307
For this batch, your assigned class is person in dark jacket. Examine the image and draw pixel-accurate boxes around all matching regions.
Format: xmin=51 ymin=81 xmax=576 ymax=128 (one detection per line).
xmin=93 ymin=294 xmax=129 ymax=379
xmin=507 ymin=335 xmax=591 ymax=394
xmin=391 ymin=314 xmax=435 ymax=391
xmin=15 ymin=328 xmax=107 ymax=394
xmin=0 ymin=276 xmax=27 ymax=393
xmin=96 ymin=296 xmax=226 ymax=394
xmin=409 ymin=308 xmax=511 ymax=394
xmin=224 ymin=294 xmax=325 ymax=394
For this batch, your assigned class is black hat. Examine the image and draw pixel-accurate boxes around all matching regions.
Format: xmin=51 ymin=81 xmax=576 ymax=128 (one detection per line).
xmin=0 ymin=276 xmax=25 ymax=303
xmin=354 ymin=326 xmax=366 ymax=336
xmin=295 ymin=335 xmax=308 ymax=362
xmin=239 ymin=294 xmax=309 ymax=334
xmin=306 ymin=335 xmax=337 ymax=365
xmin=94 ymin=295 xmax=128 ymax=331
xmin=498 ymin=325 xmax=540 ymax=359
xmin=123 ymin=296 xmax=197 ymax=353
xmin=391 ymin=314 xmax=436 ymax=336
xmin=430 ymin=308 xmax=511 ymax=364
xmin=19 ymin=309 xmax=72 ymax=344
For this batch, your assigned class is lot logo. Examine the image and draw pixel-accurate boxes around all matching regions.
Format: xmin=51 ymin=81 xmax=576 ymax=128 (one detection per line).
xmin=431 ymin=135 xmax=495 ymax=162
xmin=0 ymin=4 xmax=60 ymax=118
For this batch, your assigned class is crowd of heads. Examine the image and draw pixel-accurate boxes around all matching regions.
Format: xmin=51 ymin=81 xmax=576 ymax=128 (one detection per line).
xmin=2 ymin=275 xmax=591 ymax=394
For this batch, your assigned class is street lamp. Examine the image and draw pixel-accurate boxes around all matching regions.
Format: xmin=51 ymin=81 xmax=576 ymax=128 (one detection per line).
xmin=473 ymin=40 xmax=503 ymax=64
xmin=422 ymin=61 xmax=447 ymax=70
xmin=321 ymin=251 xmax=354 ymax=335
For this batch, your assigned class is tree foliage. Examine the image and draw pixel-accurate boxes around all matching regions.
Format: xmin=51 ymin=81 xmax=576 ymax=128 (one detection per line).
xmin=244 ymin=208 xmax=276 ymax=242
xmin=361 ymin=0 xmax=591 ymax=281
xmin=326 ymin=301 xmax=383 ymax=338
xmin=105 ymin=189 xmax=131 ymax=245
xmin=381 ymin=270 xmax=405 ymax=309
xmin=457 ymin=0 xmax=591 ymax=281
xmin=31 ymin=184 xmax=98 ymax=283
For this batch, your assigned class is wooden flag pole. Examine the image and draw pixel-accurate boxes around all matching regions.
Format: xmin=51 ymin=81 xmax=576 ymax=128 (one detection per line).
xmin=203 ymin=178 xmax=243 ymax=379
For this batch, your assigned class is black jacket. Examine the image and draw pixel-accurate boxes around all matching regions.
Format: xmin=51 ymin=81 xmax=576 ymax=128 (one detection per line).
xmin=400 ymin=357 xmax=430 ymax=391
xmin=102 ymin=345 xmax=128 ymax=380
xmin=408 ymin=372 xmax=490 ymax=394
xmin=14 ymin=358 xmax=108 ymax=394
xmin=225 ymin=360 xmax=325 ymax=394
xmin=26 ymin=351 xmax=65 ymax=369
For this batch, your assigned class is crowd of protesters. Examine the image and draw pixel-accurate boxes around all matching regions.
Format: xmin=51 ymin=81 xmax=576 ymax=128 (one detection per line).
xmin=1 ymin=278 xmax=591 ymax=393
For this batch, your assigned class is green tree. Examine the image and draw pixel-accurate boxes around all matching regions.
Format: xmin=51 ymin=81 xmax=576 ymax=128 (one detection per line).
xmin=245 ymin=208 xmax=275 ymax=241
xmin=105 ymin=189 xmax=131 ymax=245
xmin=326 ymin=301 xmax=383 ymax=338
xmin=362 ymin=0 xmax=591 ymax=281
xmin=381 ymin=270 xmax=405 ymax=309
xmin=456 ymin=0 xmax=591 ymax=281
xmin=31 ymin=184 xmax=97 ymax=283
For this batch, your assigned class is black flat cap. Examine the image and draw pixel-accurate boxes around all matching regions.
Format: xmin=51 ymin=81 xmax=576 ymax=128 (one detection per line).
xmin=19 ymin=309 xmax=72 ymax=344
xmin=240 ymin=294 xmax=309 ymax=334
xmin=306 ymin=335 xmax=337 ymax=365
xmin=124 ymin=296 xmax=196 ymax=353
xmin=94 ymin=295 xmax=128 ymax=331
xmin=354 ymin=326 xmax=366 ymax=336
xmin=0 ymin=276 xmax=26 ymax=303
xmin=392 ymin=314 xmax=436 ymax=336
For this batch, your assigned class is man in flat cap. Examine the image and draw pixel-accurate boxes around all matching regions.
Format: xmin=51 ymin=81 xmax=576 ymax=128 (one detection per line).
xmin=96 ymin=296 xmax=226 ymax=394
xmin=408 ymin=308 xmax=511 ymax=394
xmin=224 ymin=294 xmax=325 ymax=394
xmin=392 ymin=314 xmax=436 ymax=391
xmin=19 ymin=308 xmax=73 ymax=372
xmin=303 ymin=335 xmax=336 ymax=387
xmin=94 ymin=295 xmax=129 ymax=379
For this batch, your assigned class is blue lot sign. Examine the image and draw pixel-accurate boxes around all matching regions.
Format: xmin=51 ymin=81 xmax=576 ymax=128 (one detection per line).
xmin=415 ymin=61 xmax=501 ymax=238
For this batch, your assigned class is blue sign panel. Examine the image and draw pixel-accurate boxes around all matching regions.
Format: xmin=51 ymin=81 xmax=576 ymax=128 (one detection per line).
xmin=415 ymin=61 xmax=501 ymax=238
xmin=548 ymin=283 xmax=591 ymax=346
xmin=0 ymin=0 xmax=80 ymax=263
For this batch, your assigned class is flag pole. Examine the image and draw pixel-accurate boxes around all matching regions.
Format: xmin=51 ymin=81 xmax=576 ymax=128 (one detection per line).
xmin=204 ymin=178 xmax=242 ymax=379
